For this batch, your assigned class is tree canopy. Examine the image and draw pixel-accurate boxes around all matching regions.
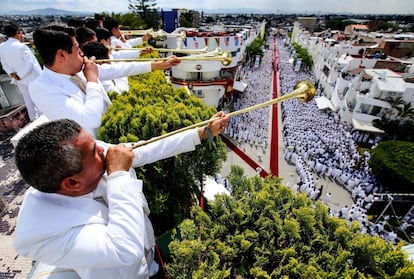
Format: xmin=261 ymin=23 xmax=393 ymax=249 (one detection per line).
xmin=128 ymin=0 xmax=159 ymax=29
xmin=166 ymin=166 xmax=414 ymax=278
xmin=102 ymin=11 xmax=146 ymax=30
xmin=369 ymin=140 xmax=414 ymax=193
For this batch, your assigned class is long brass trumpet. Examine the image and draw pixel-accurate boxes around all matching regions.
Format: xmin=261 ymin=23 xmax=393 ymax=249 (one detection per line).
xmin=112 ymin=46 xmax=209 ymax=54
xmin=120 ymin=28 xmax=154 ymax=36
xmin=130 ymin=80 xmax=316 ymax=149
xmin=121 ymin=28 xmax=185 ymax=39
xmin=96 ymin=51 xmax=233 ymax=66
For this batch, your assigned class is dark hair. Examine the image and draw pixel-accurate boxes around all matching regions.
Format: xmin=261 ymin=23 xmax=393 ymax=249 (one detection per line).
xmin=76 ymin=26 xmax=96 ymax=46
xmin=81 ymin=41 xmax=109 ymax=60
xmin=33 ymin=26 xmax=75 ymax=66
xmin=67 ymin=17 xmax=85 ymax=28
xmin=4 ymin=24 xmax=19 ymax=37
xmin=94 ymin=13 xmax=105 ymax=21
xmin=15 ymin=119 xmax=84 ymax=193
xmin=103 ymin=18 xmax=119 ymax=32
xmin=95 ymin=27 xmax=112 ymax=42
xmin=45 ymin=25 xmax=76 ymax=36
xmin=85 ymin=19 xmax=100 ymax=31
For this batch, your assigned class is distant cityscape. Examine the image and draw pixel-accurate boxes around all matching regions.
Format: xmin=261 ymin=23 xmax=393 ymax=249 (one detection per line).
xmin=0 ymin=8 xmax=413 ymax=41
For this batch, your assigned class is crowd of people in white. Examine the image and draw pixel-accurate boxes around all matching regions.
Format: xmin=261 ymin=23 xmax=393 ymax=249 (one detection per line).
xmin=277 ymin=37 xmax=414 ymax=244
xmin=225 ymin=35 xmax=413 ymax=245
xmin=225 ymin=46 xmax=273 ymax=157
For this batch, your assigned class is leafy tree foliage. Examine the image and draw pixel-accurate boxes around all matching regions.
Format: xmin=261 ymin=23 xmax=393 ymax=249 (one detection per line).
xmin=166 ymin=166 xmax=413 ymax=278
xmin=373 ymin=95 xmax=414 ymax=142
xmin=98 ymin=69 xmax=227 ymax=235
xmin=102 ymin=12 xmax=146 ymax=30
xmin=373 ymin=117 xmax=414 ymax=142
xmin=371 ymin=22 xmax=400 ymax=32
xmin=128 ymin=0 xmax=156 ymax=17
xmin=246 ymin=37 xmax=265 ymax=67
xmin=292 ymin=43 xmax=313 ymax=71
xmin=179 ymin=13 xmax=195 ymax=28
xmin=128 ymin=0 xmax=160 ymax=29
xmin=325 ymin=19 xmax=357 ymax=31
xmin=369 ymin=140 xmax=414 ymax=193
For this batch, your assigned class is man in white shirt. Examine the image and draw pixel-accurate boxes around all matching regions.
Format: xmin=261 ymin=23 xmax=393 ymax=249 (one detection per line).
xmin=14 ymin=113 xmax=229 ymax=279
xmin=104 ymin=18 xmax=152 ymax=49
xmin=95 ymin=27 xmax=152 ymax=59
xmin=0 ymin=24 xmax=42 ymax=121
xmin=30 ymin=25 xmax=179 ymax=138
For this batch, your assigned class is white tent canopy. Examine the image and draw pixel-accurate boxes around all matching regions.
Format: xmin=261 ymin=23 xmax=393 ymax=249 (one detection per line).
xmin=352 ymin=118 xmax=384 ymax=133
xmin=233 ymin=81 xmax=248 ymax=92
xmin=315 ymin=96 xmax=336 ymax=111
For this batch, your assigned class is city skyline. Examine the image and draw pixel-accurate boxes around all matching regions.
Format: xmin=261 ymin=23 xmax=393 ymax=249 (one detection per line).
xmin=3 ymin=0 xmax=414 ymax=15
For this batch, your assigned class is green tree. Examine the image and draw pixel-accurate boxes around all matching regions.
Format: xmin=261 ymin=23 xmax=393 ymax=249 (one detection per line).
xmin=204 ymin=16 xmax=215 ymax=24
xmin=166 ymin=166 xmax=413 ymax=278
xmin=246 ymin=37 xmax=265 ymax=67
xmin=385 ymin=96 xmax=405 ymax=119
xmin=399 ymin=102 xmax=414 ymax=120
xmin=374 ymin=97 xmax=414 ymax=141
xmin=325 ymin=19 xmax=357 ymax=31
xmin=372 ymin=22 xmax=400 ymax=32
xmin=292 ymin=43 xmax=313 ymax=71
xmin=102 ymin=12 xmax=146 ymax=29
xmin=98 ymin=69 xmax=227 ymax=235
xmin=369 ymin=140 xmax=414 ymax=192
xmin=128 ymin=0 xmax=159 ymax=29
xmin=179 ymin=13 xmax=193 ymax=28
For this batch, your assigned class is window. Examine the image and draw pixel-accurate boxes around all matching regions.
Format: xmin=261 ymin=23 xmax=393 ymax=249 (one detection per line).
xmin=193 ymin=90 xmax=204 ymax=98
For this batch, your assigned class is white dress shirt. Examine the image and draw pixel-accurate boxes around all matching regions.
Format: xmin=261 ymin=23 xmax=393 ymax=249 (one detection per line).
xmin=29 ymin=61 xmax=152 ymax=138
xmin=111 ymin=36 xmax=144 ymax=49
xmin=111 ymin=49 xmax=142 ymax=59
xmin=0 ymin=37 xmax=42 ymax=120
xmin=14 ymin=128 xmax=201 ymax=279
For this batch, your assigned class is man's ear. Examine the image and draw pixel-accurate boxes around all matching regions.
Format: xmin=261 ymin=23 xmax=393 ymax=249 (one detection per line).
xmin=56 ymin=49 xmax=66 ymax=61
xmin=60 ymin=176 xmax=83 ymax=195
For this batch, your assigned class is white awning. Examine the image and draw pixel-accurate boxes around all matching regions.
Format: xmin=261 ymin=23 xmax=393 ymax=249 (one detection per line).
xmin=233 ymin=81 xmax=248 ymax=92
xmin=315 ymin=96 xmax=336 ymax=111
xmin=352 ymin=118 xmax=384 ymax=133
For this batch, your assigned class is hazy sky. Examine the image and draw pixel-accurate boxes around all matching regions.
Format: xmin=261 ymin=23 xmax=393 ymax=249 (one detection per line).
xmin=3 ymin=0 xmax=414 ymax=14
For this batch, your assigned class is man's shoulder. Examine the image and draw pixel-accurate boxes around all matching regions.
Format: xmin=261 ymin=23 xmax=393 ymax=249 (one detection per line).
xmin=29 ymin=70 xmax=62 ymax=92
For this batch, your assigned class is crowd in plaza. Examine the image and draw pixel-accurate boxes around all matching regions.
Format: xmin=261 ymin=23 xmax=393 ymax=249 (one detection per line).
xmin=225 ymin=45 xmax=273 ymax=155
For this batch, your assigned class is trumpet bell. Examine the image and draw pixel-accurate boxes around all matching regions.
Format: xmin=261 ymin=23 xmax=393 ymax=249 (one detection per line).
xmin=294 ymin=80 xmax=316 ymax=102
xmin=221 ymin=52 xmax=232 ymax=66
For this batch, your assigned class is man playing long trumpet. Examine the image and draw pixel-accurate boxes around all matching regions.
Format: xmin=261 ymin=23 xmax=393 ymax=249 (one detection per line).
xmin=103 ymin=18 xmax=152 ymax=50
xmin=29 ymin=25 xmax=180 ymax=138
xmin=95 ymin=27 xmax=152 ymax=59
xmin=13 ymin=112 xmax=229 ymax=279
